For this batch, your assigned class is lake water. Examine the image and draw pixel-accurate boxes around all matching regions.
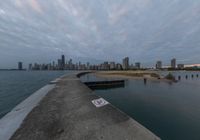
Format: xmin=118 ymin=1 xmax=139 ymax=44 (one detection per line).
xmin=80 ymin=71 xmax=200 ymax=140
xmin=0 ymin=70 xmax=73 ymax=119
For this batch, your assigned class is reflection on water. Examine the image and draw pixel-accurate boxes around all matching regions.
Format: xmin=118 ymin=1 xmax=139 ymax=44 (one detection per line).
xmin=81 ymin=71 xmax=200 ymax=140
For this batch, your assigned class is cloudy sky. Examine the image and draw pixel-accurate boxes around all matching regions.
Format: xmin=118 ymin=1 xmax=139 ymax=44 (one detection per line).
xmin=0 ymin=0 xmax=200 ymax=68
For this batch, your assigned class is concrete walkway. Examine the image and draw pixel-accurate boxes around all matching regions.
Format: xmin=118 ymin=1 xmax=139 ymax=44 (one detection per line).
xmin=10 ymin=73 xmax=160 ymax=140
xmin=0 ymin=84 xmax=55 ymax=140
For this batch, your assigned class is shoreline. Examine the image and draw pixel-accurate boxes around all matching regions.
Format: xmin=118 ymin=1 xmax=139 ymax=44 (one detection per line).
xmin=95 ymin=71 xmax=174 ymax=83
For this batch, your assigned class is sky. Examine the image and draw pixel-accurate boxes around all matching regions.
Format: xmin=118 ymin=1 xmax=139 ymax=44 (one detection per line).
xmin=0 ymin=0 xmax=200 ymax=68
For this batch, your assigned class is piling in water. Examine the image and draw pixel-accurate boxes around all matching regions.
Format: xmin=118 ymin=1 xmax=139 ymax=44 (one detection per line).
xmin=178 ymin=76 xmax=181 ymax=80
xmin=197 ymin=74 xmax=199 ymax=78
xmin=186 ymin=75 xmax=188 ymax=79
xmin=144 ymin=78 xmax=147 ymax=84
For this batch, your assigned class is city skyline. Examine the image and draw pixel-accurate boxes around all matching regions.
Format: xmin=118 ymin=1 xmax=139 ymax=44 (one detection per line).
xmin=1 ymin=53 xmax=200 ymax=70
xmin=1 ymin=0 xmax=200 ymax=68
xmin=9 ymin=54 xmax=199 ymax=71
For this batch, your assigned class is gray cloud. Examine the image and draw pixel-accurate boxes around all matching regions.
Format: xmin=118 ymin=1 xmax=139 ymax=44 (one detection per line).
xmin=0 ymin=0 xmax=200 ymax=68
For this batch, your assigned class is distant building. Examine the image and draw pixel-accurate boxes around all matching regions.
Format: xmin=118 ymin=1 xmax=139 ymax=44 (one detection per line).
xmin=171 ymin=58 xmax=176 ymax=69
xmin=177 ymin=64 xmax=184 ymax=69
xmin=110 ymin=62 xmax=116 ymax=70
xmin=86 ymin=62 xmax=90 ymax=70
xmin=122 ymin=57 xmax=129 ymax=70
xmin=29 ymin=64 xmax=32 ymax=70
xmin=58 ymin=59 xmax=62 ymax=70
xmin=156 ymin=61 xmax=162 ymax=69
xmin=78 ymin=61 xmax=81 ymax=70
xmin=33 ymin=63 xmax=39 ymax=70
xmin=18 ymin=62 xmax=23 ymax=70
xmin=47 ymin=63 xmax=51 ymax=70
xmin=61 ymin=55 xmax=65 ymax=69
xmin=116 ymin=63 xmax=122 ymax=70
xmin=100 ymin=62 xmax=109 ymax=70
xmin=68 ymin=59 xmax=73 ymax=70
xmin=52 ymin=61 xmax=55 ymax=69
xmin=135 ymin=62 xmax=141 ymax=69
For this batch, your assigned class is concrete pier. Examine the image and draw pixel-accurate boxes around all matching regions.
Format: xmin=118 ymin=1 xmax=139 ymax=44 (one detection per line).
xmin=0 ymin=85 xmax=55 ymax=140
xmin=2 ymin=72 xmax=160 ymax=140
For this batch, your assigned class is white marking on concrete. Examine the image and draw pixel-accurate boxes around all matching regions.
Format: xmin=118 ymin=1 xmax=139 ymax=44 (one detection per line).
xmin=92 ymin=98 xmax=109 ymax=108
xmin=0 ymin=84 xmax=55 ymax=140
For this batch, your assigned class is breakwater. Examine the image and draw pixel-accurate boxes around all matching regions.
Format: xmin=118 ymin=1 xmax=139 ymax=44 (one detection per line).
xmin=0 ymin=72 xmax=160 ymax=140
xmin=84 ymin=80 xmax=125 ymax=90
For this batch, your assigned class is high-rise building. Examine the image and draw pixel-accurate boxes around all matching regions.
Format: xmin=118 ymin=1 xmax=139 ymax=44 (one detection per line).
xmin=86 ymin=62 xmax=90 ymax=70
xmin=171 ymin=58 xmax=176 ymax=69
xmin=135 ymin=62 xmax=141 ymax=69
xmin=103 ymin=62 xmax=109 ymax=70
xmin=61 ymin=55 xmax=65 ymax=69
xmin=52 ymin=61 xmax=55 ymax=68
xmin=78 ymin=61 xmax=82 ymax=70
xmin=58 ymin=59 xmax=62 ymax=70
xmin=110 ymin=62 xmax=116 ymax=70
xmin=122 ymin=57 xmax=129 ymax=70
xmin=18 ymin=62 xmax=23 ymax=70
xmin=68 ymin=59 xmax=73 ymax=70
xmin=156 ymin=61 xmax=162 ymax=69
xmin=116 ymin=63 xmax=122 ymax=70
xmin=29 ymin=64 xmax=32 ymax=70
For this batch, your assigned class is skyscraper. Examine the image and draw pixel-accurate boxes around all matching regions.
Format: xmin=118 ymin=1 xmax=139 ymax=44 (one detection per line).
xmin=61 ymin=55 xmax=65 ymax=69
xmin=58 ymin=59 xmax=62 ymax=70
xmin=69 ymin=59 xmax=73 ymax=70
xmin=122 ymin=57 xmax=129 ymax=70
xmin=86 ymin=62 xmax=90 ymax=70
xmin=52 ymin=61 xmax=55 ymax=68
xmin=29 ymin=64 xmax=32 ymax=70
xmin=110 ymin=62 xmax=116 ymax=70
xmin=18 ymin=62 xmax=23 ymax=70
xmin=135 ymin=62 xmax=141 ymax=69
xmin=156 ymin=61 xmax=162 ymax=69
xmin=171 ymin=58 xmax=176 ymax=69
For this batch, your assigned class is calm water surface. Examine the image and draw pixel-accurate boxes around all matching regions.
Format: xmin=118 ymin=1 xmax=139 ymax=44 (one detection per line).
xmin=0 ymin=70 xmax=73 ymax=118
xmin=81 ymin=71 xmax=200 ymax=140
